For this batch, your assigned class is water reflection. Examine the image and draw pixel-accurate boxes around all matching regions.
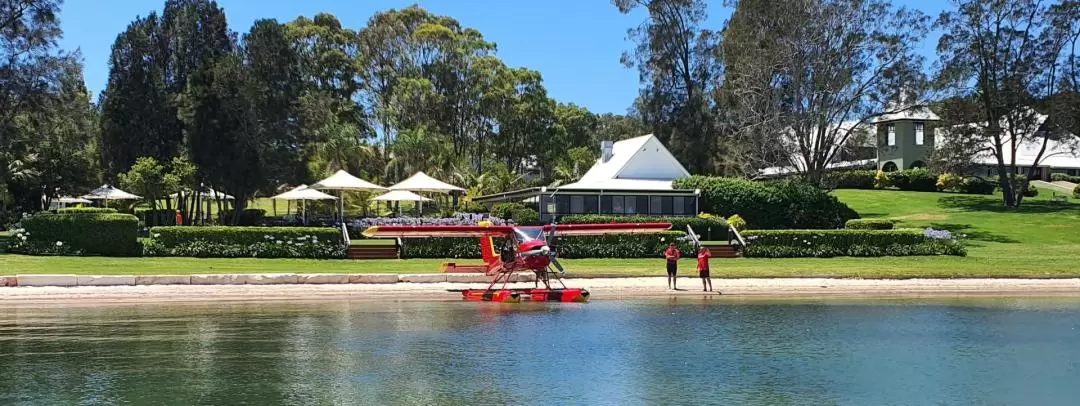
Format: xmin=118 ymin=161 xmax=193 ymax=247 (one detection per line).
xmin=1 ymin=298 xmax=1080 ymax=405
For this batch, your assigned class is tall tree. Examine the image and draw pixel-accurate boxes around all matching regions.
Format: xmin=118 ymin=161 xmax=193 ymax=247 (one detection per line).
xmin=721 ymin=0 xmax=930 ymax=184
xmin=615 ymin=0 xmax=723 ymax=175
xmin=936 ymin=0 xmax=1078 ymax=207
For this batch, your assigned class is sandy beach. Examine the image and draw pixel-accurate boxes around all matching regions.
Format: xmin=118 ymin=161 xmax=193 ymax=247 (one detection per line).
xmin=3 ymin=277 xmax=1080 ymax=303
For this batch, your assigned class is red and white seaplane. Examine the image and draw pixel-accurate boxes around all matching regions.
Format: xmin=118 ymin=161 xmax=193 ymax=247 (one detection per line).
xmin=361 ymin=221 xmax=672 ymax=303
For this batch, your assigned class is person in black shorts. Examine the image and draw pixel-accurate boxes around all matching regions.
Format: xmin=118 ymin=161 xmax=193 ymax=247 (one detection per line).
xmin=664 ymin=242 xmax=680 ymax=290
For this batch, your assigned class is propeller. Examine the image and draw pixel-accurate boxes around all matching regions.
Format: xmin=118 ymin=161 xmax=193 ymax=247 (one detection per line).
xmin=547 ymin=220 xmax=566 ymax=275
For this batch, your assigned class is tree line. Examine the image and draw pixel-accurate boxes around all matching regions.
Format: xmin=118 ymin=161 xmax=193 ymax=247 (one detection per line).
xmin=1 ymin=0 xmax=1077 ymax=223
xmin=617 ymin=0 xmax=1079 ymax=208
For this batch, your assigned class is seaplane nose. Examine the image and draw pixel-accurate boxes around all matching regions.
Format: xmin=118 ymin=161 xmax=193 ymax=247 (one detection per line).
xmin=541 ymin=245 xmax=550 ymax=254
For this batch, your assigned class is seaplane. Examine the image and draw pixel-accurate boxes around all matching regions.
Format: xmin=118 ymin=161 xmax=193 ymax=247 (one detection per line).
xmin=361 ymin=221 xmax=673 ymax=303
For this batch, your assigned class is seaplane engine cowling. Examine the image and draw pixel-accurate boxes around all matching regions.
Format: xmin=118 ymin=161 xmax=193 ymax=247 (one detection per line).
xmin=518 ymin=240 xmax=552 ymax=269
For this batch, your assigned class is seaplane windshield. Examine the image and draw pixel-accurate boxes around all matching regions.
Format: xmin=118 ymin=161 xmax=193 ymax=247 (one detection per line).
xmin=515 ymin=227 xmax=545 ymax=241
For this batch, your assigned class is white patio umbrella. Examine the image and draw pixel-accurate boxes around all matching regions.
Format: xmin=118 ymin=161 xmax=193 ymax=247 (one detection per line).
xmin=168 ymin=188 xmax=235 ymax=200
xmin=270 ymin=185 xmax=338 ymax=225
xmin=389 ymin=171 xmax=465 ymax=213
xmin=310 ymin=170 xmax=387 ymax=222
xmin=373 ymin=190 xmax=432 ymax=215
xmin=81 ymin=184 xmax=141 ymax=207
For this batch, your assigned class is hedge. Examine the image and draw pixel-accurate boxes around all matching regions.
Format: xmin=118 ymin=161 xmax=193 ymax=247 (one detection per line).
xmin=741 ymin=229 xmax=965 ymax=258
xmin=674 ymin=176 xmax=858 ymax=229
xmin=141 ymin=239 xmax=346 ymax=259
xmin=825 ymin=170 xmax=877 ymax=189
xmin=1074 ymin=184 xmax=1080 ymax=199
xmin=559 ymin=215 xmax=728 ymax=241
xmin=150 ymin=226 xmax=343 ymax=247
xmin=399 ymin=231 xmax=696 ymax=259
xmin=845 ymin=219 xmax=895 ymax=230
xmin=1051 ymin=173 xmax=1080 ymax=184
xmin=16 ymin=213 xmax=141 ymax=256
xmin=56 ymin=207 xmax=117 ymax=214
xmin=886 ymin=169 xmax=938 ymax=192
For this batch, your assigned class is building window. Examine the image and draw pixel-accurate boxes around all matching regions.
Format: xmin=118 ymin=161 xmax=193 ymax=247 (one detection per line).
xmin=914 ymin=122 xmax=924 ymax=145
xmin=584 ymin=196 xmax=599 ymax=214
xmin=650 ymin=196 xmax=662 ymax=215
xmin=610 ymin=196 xmax=623 ymax=214
xmin=673 ymin=197 xmax=686 ymax=215
xmin=625 ymin=196 xmax=637 ymax=214
xmin=570 ymin=196 xmax=584 ymax=214
xmin=887 ymin=125 xmax=896 ymax=146
xmin=601 ymin=196 xmax=613 ymax=214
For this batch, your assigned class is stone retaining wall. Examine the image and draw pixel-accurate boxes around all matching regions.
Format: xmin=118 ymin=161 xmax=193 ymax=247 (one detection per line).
xmin=2 ymin=273 xmax=539 ymax=287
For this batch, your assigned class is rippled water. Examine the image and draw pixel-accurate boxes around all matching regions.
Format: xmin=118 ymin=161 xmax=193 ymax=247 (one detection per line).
xmin=2 ymin=297 xmax=1080 ymax=405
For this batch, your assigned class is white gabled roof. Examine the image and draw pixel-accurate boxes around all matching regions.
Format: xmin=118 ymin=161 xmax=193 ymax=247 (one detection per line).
xmin=937 ymin=110 xmax=1080 ymax=168
xmin=561 ymin=134 xmax=691 ymax=190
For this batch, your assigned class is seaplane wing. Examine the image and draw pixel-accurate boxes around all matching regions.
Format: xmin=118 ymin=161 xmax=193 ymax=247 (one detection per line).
xmin=361 ymin=225 xmax=517 ymax=238
xmin=540 ymin=223 xmax=672 ymax=236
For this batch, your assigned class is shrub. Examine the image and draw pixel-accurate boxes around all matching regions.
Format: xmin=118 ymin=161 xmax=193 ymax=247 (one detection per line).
xmin=887 ymin=168 xmax=938 ymax=192
xmin=1074 ymin=184 xmax=1080 ymax=199
xmin=741 ymin=228 xmax=965 ymax=258
xmin=1024 ymin=185 xmax=1038 ymax=197
xmin=559 ymin=214 xmax=728 ymax=240
xmin=1051 ymin=173 xmax=1080 ymax=183
xmin=150 ymin=226 xmax=343 ymax=247
xmin=845 ymin=219 xmax=895 ymax=230
xmin=936 ymin=173 xmax=963 ymax=192
xmin=491 ymin=203 xmax=527 ymax=220
xmin=874 ymin=170 xmax=891 ymax=189
xmin=460 ymin=201 xmax=487 ymax=214
xmin=400 ymin=231 xmax=694 ymax=259
xmin=14 ymin=213 xmax=141 ymax=256
xmin=56 ymin=207 xmax=117 ymax=214
xmin=727 ymin=214 xmax=747 ymax=231
xmin=825 ymin=170 xmax=877 ymax=189
xmin=962 ymin=178 xmax=996 ymax=195
xmin=238 ymin=208 xmax=266 ymax=226
xmin=673 ymin=176 xmax=858 ymax=229
xmin=511 ymin=207 xmax=541 ymax=226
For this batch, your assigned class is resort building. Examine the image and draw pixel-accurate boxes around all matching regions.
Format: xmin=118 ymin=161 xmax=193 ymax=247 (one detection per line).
xmin=756 ymin=105 xmax=1080 ymax=180
xmin=876 ymin=107 xmax=1080 ymax=179
xmin=474 ymin=134 xmax=700 ymax=222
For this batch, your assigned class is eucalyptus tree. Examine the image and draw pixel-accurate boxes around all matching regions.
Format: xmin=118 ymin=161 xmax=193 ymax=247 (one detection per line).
xmin=720 ymin=0 xmax=930 ymax=184
xmin=935 ymin=0 xmax=1079 ymax=207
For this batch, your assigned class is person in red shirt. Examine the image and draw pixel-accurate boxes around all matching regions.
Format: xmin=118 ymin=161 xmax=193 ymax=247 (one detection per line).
xmin=697 ymin=245 xmax=713 ymax=292
xmin=664 ymin=242 xmax=680 ymax=290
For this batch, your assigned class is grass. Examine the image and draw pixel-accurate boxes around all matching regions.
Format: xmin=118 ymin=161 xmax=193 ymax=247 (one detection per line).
xmin=3 ymin=189 xmax=1078 ymax=278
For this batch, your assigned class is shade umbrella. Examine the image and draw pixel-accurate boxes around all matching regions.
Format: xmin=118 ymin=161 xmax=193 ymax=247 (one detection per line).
xmin=57 ymin=196 xmax=92 ymax=204
xmin=81 ymin=184 xmax=141 ymax=207
xmin=373 ymin=190 xmax=432 ymax=216
xmin=168 ymin=188 xmax=235 ymax=200
xmin=270 ymin=185 xmax=338 ymax=225
xmin=310 ymin=170 xmax=387 ymax=222
xmin=389 ymin=171 xmax=465 ymax=213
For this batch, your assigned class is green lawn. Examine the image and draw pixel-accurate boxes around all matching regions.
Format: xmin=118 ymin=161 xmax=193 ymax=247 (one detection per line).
xmin=3 ymin=189 xmax=1078 ymax=278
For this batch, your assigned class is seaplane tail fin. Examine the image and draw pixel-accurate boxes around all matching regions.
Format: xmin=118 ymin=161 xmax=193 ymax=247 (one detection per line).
xmin=477 ymin=221 xmax=500 ymax=268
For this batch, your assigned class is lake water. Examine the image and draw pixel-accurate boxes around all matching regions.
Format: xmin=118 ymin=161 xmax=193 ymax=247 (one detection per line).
xmin=2 ymin=297 xmax=1080 ymax=405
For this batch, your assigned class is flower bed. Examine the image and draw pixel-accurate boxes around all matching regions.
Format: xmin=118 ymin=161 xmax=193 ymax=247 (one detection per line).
xmin=146 ymin=226 xmax=346 ymax=259
xmin=740 ymin=228 xmax=965 ymax=258
xmin=346 ymin=214 xmax=508 ymax=237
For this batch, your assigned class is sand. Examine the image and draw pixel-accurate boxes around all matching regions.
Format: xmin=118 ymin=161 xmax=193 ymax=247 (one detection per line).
xmin=3 ymin=277 xmax=1080 ymax=304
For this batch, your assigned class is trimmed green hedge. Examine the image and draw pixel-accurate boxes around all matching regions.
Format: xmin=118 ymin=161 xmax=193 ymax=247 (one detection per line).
xmin=1074 ymin=184 xmax=1080 ymax=198
xmin=17 ymin=213 xmax=141 ymax=256
xmin=1051 ymin=173 xmax=1080 ymax=183
xmin=845 ymin=219 xmax=895 ymax=230
xmin=674 ymin=176 xmax=858 ymax=229
xmin=887 ymin=169 xmax=938 ymax=192
xmin=741 ymin=229 xmax=965 ymax=258
xmin=56 ymin=207 xmax=117 ymax=214
xmin=559 ymin=215 xmax=728 ymax=241
xmin=141 ymin=239 xmax=345 ymax=259
xmin=150 ymin=226 xmax=343 ymax=247
xmin=400 ymin=231 xmax=695 ymax=259
xmin=825 ymin=170 xmax=877 ymax=189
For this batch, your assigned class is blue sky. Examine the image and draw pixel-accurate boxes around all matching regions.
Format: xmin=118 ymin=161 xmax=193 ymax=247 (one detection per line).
xmin=58 ymin=0 xmax=948 ymax=115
